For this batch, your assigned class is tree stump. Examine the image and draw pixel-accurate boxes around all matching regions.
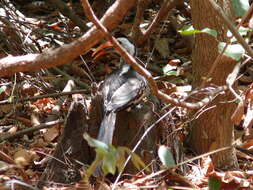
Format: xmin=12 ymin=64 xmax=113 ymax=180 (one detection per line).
xmin=37 ymin=95 xmax=91 ymax=187
xmin=38 ymin=85 xmax=161 ymax=187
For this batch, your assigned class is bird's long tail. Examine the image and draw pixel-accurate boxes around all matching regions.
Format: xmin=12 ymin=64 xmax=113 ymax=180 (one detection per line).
xmin=97 ymin=111 xmax=116 ymax=145
xmin=93 ymin=112 xmax=116 ymax=177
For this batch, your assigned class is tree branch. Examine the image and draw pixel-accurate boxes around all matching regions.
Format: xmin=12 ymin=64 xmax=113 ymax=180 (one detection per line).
xmin=0 ymin=119 xmax=64 ymax=143
xmin=81 ymin=0 xmax=228 ymax=109
xmin=208 ymin=0 xmax=253 ymax=59
xmin=0 ymin=0 xmax=137 ymax=77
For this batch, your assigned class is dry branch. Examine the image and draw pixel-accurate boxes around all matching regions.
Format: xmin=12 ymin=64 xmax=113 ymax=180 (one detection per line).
xmin=0 ymin=119 xmax=64 ymax=143
xmin=81 ymin=0 xmax=228 ymax=110
xmin=132 ymin=0 xmax=177 ymax=45
xmin=0 ymin=0 xmax=137 ymax=77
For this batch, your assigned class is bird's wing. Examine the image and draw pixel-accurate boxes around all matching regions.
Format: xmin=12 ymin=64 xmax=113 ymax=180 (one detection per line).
xmin=105 ymin=77 xmax=145 ymax=112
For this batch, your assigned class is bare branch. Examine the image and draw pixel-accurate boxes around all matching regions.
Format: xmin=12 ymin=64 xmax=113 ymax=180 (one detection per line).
xmin=133 ymin=0 xmax=177 ymax=45
xmin=0 ymin=0 xmax=137 ymax=77
xmin=142 ymin=0 xmax=176 ymax=42
xmin=81 ymin=0 xmax=228 ymax=109
xmin=0 ymin=119 xmax=64 ymax=143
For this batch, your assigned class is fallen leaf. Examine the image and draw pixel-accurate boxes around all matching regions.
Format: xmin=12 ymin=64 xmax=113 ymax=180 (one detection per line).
xmin=14 ymin=149 xmax=32 ymax=167
xmin=43 ymin=125 xmax=59 ymax=142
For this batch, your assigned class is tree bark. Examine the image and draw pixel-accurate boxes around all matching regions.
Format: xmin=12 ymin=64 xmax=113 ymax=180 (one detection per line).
xmin=37 ymin=96 xmax=91 ymax=187
xmin=189 ymin=0 xmax=238 ymax=169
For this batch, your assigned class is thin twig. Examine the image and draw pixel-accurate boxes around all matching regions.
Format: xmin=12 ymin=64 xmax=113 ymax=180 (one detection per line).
xmin=0 ymin=119 xmax=64 ymax=143
xmin=201 ymin=1 xmax=253 ymax=87
xmin=142 ymin=0 xmax=176 ymax=41
xmin=113 ymin=107 xmax=176 ymax=189
xmin=81 ymin=0 xmax=159 ymax=95
xmin=46 ymin=0 xmax=88 ymax=31
xmin=0 ymin=89 xmax=89 ymax=105
xmin=52 ymin=67 xmax=90 ymax=89
xmin=226 ymin=62 xmax=243 ymax=102
xmin=208 ymin=0 xmax=253 ymax=59
xmin=81 ymin=0 xmax=227 ymax=110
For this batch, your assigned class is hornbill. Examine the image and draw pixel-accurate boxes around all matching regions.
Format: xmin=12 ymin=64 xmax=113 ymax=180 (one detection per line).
xmin=93 ymin=38 xmax=147 ymax=146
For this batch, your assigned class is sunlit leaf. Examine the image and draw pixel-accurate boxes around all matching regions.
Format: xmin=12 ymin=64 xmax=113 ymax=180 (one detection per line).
xmin=158 ymin=145 xmax=175 ymax=167
xmin=83 ymin=133 xmax=108 ymax=150
xmin=0 ymin=86 xmax=6 ymax=94
xmin=116 ymin=147 xmax=126 ymax=172
xmin=232 ymin=0 xmax=249 ymax=17
xmin=179 ymin=26 xmax=217 ymax=38
xmin=164 ymin=70 xmax=178 ymax=77
xmin=102 ymin=147 xmax=117 ymax=175
xmin=131 ymin=152 xmax=147 ymax=171
xmin=228 ymin=26 xmax=252 ymax=42
xmin=179 ymin=25 xmax=201 ymax=36
xmin=121 ymin=147 xmax=148 ymax=171
xmin=201 ymin=28 xmax=218 ymax=38
xmin=163 ymin=64 xmax=177 ymax=76
xmin=237 ymin=26 xmax=251 ymax=36
xmin=218 ymin=42 xmax=245 ymax=61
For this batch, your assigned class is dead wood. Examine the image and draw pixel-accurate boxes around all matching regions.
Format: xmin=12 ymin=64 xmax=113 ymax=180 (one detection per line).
xmin=37 ymin=95 xmax=90 ymax=187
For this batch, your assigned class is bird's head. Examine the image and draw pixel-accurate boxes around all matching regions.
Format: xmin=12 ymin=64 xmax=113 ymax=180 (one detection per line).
xmin=92 ymin=37 xmax=136 ymax=60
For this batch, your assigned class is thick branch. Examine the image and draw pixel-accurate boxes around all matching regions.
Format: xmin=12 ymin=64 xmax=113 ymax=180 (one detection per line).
xmin=81 ymin=0 xmax=228 ymax=109
xmin=0 ymin=0 xmax=137 ymax=77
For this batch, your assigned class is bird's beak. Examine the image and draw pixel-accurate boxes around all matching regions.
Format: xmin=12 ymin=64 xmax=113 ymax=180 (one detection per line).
xmin=92 ymin=41 xmax=114 ymax=60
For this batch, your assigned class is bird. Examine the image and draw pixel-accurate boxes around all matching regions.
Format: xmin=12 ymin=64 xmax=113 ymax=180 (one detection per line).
xmin=93 ymin=37 xmax=147 ymax=146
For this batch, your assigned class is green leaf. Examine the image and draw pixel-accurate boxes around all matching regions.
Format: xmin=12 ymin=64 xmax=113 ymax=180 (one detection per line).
xmin=208 ymin=176 xmax=221 ymax=190
xmin=238 ymin=26 xmax=252 ymax=36
xmin=158 ymin=145 xmax=175 ymax=167
xmin=102 ymin=146 xmax=117 ymax=175
xmin=164 ymin=70 xmax=178 ymax=77
xmin=179 ymin=26 xmax=217 ymax=38
xmin=116 ymin=147 xmax=126 ymax=172
xmin=228 ymin=26 xmax=252 ymax=43
xmin=163 ymin=64 xmax=177 ymax=75
xmin=232 ymin=0 xmax=249 ymax=17
xmin=95 ymin=146 xmax=108 ymax=156
xmin=131 ymin=152 xmax=147 ymax=171
xmin=0 ymin=86 xmax=6 ymax=95
xmin=85 ymin=141 xmax=148 ymax=178
xmin=85 ymin=153 xmax=103 ymax=179
xmin=83 ymin=133 xmax=108 ymax=150
xmin=218 ymin=42 xmax=245 ymax=61
xmin=122 ymin=147 xmax=148 ymax=171
xmin=201 ymin=28 xmax=218 ymax=38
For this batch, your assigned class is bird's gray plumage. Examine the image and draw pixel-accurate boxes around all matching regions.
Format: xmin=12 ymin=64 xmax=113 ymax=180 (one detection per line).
xmin=94 ymin=38 xmax=146 ymax=176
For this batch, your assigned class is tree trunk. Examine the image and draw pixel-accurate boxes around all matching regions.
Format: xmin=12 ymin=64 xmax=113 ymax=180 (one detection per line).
xmin=189 ymin=0 xmax=238 ymax=169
